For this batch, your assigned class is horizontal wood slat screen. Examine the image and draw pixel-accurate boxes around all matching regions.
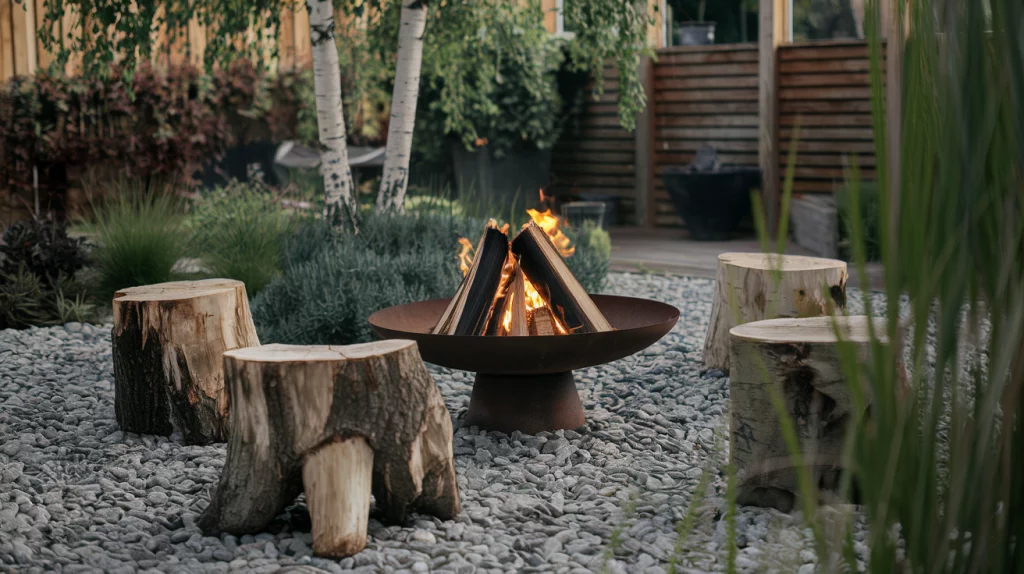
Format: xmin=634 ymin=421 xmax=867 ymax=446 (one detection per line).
xmin=549 ymin=65 xmax=637 ymax=224
xmin=651 ymin=43 xmax=760 ymax=227
xmin=777 ymin=40 xmax=883 ymax=195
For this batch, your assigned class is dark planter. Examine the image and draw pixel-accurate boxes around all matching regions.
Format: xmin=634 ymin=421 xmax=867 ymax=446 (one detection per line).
xmin=452 ymin=144 xmax=553 ymax=205
xmin=675 ymin=22 xmax=716 ymax=46
xmin=661 ymin=165 xmax=761 ymax=240
xmin=578 ymin=193 xmax=621 ymax=228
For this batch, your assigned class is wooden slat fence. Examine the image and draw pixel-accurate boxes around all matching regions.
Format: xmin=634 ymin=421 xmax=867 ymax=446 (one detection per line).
xmin=777 ymin=40 xmax=882 ymax=194
xmin=549 ymin=66 xmax=637 ymax=224
xmin=551 ymin=39 xmax=883 ymax=229
xmin=651 ymin=43 xmax=760 ymax=227
xmin=0 ymin=0 xmax=315 ymax=81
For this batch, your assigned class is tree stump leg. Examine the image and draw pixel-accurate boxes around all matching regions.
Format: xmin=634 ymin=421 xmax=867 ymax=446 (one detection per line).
xmin=303 ymin=436 xmax=374 ymax=557
xmin=704 ymin=253 xmax=847 ymax=372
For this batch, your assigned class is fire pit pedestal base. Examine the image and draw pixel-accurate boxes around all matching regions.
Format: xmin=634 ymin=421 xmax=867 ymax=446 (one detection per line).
xmin=465 ymin=372 xmax=584 ymax=435
xmin=368 ymin=295 xmax=680 ymax=436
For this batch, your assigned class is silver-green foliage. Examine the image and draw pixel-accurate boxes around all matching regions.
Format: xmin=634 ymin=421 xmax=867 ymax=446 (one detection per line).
xmin=251 ymin=211 xmax=486 ymax=345
xmin=252 ymin=210 xmax=613 ymax=345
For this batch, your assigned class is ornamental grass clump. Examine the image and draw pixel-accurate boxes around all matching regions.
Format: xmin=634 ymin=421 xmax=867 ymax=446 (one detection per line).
xmin=89 ymin=179 xmax=188 ymax=300
xmin=760 ymin=0 xmax=1024 ymax=571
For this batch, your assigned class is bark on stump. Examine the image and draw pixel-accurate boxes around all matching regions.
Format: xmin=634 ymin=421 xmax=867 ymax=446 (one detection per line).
xmin=199 ymin=341 xmax=460 ymax=558
xmin=729 ymin=315 xmax=888 ymax=511
xmin=704 ymin=252 xmax=847 ymax=372
xmin=112 ymin=279 xmax=259 ymax=445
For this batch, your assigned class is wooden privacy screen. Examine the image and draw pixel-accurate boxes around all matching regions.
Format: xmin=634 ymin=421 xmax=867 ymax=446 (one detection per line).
xmin=0 ymin=1 xmax=314 ymax=82
xmin=549 ymin=65 xmax=637 ymax=224
xmin=651 ymin=44 xmax=760 ymax=227
xmin=778 ymin=40 xmax=881 ymax=195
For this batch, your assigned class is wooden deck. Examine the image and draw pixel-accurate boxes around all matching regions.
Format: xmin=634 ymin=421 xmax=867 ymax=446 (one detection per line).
xmin=609 ymin=227 xmax=884 ymax=290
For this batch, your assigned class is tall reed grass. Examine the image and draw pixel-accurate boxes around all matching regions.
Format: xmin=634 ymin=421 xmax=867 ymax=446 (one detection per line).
xmin=760 ymin=0 xmax=1024 ymax=571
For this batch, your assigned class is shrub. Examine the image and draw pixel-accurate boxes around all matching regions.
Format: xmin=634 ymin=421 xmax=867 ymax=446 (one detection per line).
xmin=188 ymin=181 xmax=296 ymax=296
xmin=0 ymin=218 xmax=88 ymax=283
xmin=565 ymin=223 xmax=612 ymax=293
xmin=0 ymin=61 xmax=316 ymax=195
xmin=254 ymin=209 xmax=611 ymax=344
xmin=90 ymin=185 xmax=187 ymax=299
xmin=0 ymin=218 xmax=94 ymax=329
xmin=253 ymin=211 xmax=483 ymax=345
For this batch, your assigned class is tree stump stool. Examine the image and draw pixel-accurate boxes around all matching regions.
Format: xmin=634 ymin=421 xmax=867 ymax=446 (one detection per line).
xmin=199 ymin=341 xmax=460 ymax=558
xmin=729 ymin=315 xmax=889 ymax=511
xmin=704 ymin=252 xmax=847 ymax=372
xmin=112 ymin=279 xmax=259 ymax=445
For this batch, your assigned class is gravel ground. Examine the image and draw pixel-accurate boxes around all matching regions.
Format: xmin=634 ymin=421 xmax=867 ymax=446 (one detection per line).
xmin=0 ymin=272 xmax=871 ymax=574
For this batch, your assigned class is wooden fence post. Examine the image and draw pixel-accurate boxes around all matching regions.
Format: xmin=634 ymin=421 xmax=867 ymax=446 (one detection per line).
xmin=759 ymin=0 xmax=790 ymax=236
xmin=635 ymin=55 xmax=655 ymax=228
xmin=885 ymin=0 xmax=905 ymax=253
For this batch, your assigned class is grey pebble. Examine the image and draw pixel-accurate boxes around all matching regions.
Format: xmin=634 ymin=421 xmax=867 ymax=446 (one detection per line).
xmin=0 ymin=276 xmax=896 ymax=573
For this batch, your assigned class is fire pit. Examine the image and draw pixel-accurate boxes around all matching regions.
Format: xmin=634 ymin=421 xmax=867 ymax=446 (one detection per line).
xmin=368 ymin=295 xmax=678 ymax=434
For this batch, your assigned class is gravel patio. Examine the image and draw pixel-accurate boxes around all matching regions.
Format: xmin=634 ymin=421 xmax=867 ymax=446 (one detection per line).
xmin=0 ymin=272 xmax=870 ymax=574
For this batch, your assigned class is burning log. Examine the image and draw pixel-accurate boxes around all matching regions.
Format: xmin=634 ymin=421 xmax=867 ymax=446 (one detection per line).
xmin=434 ymin=221 xmax=509 ymax=335
xmin=511 ymin=222 xmax=612 ymax=334
xmin=487 ymin=266 xmax=528 ymax=336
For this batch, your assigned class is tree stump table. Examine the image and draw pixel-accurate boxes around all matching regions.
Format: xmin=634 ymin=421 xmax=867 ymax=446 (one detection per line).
xmin=199 ymin=341 xmax=460 ymax=558
xmin=112 ymin=279 xmax=259 ymax=445
xmin=704 ymin=252 xmax=847 ymax=372
xmin=729 ymin=315 xmax=889 ymax=511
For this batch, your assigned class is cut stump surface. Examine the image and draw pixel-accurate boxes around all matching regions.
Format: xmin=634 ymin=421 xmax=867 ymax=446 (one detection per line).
xmin=112 ymin=278 xmax=259 ymax=445
xmin=703 ymin=252 xmax=847 ymax=372
xmin=199 ymin=341 xmax=460 ymax=558
xmin=729 ymin=315 xmax=888 ymax=511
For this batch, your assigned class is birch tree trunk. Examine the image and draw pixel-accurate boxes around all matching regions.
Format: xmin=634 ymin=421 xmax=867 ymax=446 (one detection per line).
xmin=308 ymin=0 xmax=359 ymax=230
xmin=375 ymin=0 xmax=428 ymax=213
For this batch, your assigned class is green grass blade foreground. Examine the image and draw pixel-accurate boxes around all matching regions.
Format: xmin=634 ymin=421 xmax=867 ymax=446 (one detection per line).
xmin=755 ymin=0 xmax=1024 ymax=571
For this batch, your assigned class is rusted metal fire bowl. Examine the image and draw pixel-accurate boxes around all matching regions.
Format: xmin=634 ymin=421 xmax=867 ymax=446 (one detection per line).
xmin=368 ymin=295 xmax=679 ymax=434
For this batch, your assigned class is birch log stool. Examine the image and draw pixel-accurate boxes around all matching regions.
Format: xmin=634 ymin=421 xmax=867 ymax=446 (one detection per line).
xmin=112 ymin=279 xmax=259 ymax=445
xmin=198 ymin=342 xmax=460 ymax=558
xmin=703 ymin=253 xmax=848 ymax=372
xmin=729 ymin=315 xmax=888 ymax=511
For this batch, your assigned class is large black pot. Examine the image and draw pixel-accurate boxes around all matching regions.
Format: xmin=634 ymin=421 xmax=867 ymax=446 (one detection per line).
xmin=662 ymin=165 xmax=761 ymax=240
xmin=452 ymin=144 xmax=552 ymax=205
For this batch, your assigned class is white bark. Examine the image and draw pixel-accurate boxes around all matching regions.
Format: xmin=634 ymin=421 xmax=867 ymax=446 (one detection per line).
xmin=703 ymin=253 xmax=848 ymax=372
xmin=729 ymin=316 xmax=887 ymax=510
xmin=376 ymin=0 xmax=428 ymax=213
xmin=308 ymin=0 xmax=359 ymax=230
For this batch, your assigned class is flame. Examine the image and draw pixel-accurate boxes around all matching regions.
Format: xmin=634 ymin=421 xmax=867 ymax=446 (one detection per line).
xmin=502 ymin=292 xmax=513 ymax=332
xmin=526 ymin=190 xmax=575 ymax=258
xmin=456 ymin=190 xmax=574 ymax=335
xmin=456 ymin=237 xmax=474 ymax=276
